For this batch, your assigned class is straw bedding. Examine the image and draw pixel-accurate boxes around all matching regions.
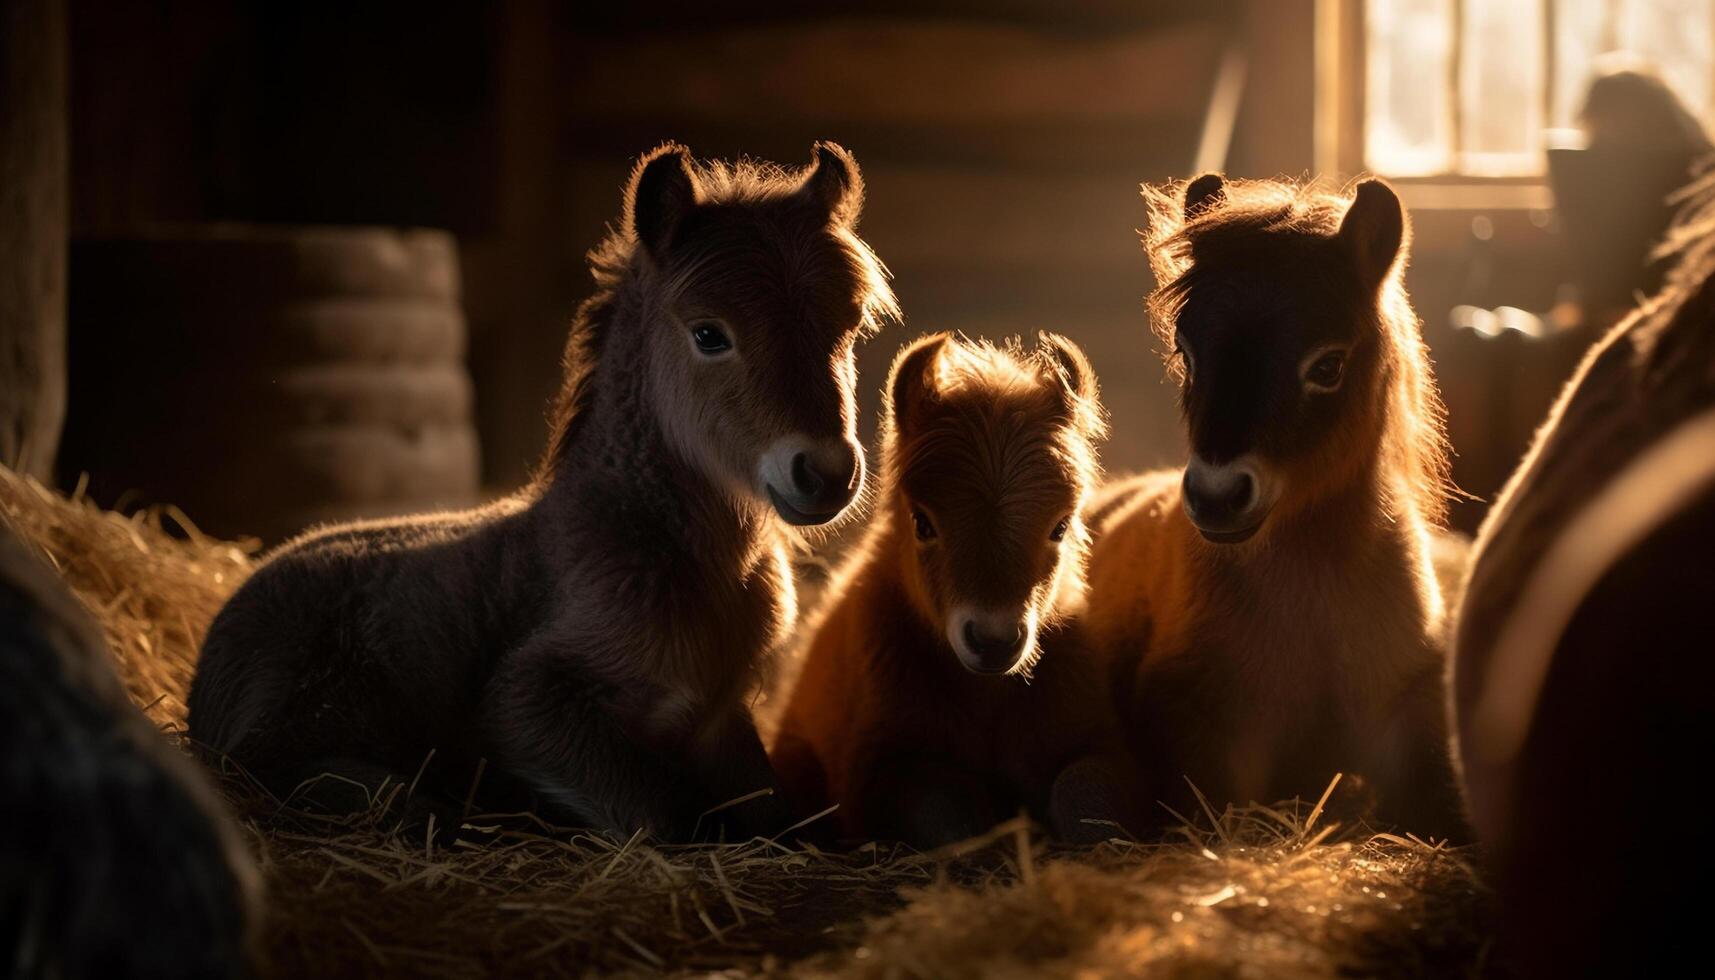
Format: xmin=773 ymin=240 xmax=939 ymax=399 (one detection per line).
xmin=0 ymin=466 xmax=1495 ymax=978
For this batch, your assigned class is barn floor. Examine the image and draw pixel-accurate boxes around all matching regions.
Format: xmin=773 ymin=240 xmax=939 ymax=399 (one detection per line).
xmin=0 ymin=468 xmax=1496 ymax=978
xmin=234 ymin=789 xmax=1492 ymax=978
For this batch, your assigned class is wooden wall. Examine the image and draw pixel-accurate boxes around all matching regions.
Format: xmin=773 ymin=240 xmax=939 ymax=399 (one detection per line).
xmin=68 ymin=1 xmax=500 ymax=237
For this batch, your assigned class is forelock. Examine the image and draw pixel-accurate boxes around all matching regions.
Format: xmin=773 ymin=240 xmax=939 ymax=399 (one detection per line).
xmin=895 ymin=339 xmax=1101 ymax=504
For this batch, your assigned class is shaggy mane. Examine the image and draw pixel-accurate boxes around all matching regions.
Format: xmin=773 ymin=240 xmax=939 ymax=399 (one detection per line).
xmin=1634 ymin=166 xmax=1715 ymax=383
xmin=1140 ymin=177 xmax=1453 ymax=527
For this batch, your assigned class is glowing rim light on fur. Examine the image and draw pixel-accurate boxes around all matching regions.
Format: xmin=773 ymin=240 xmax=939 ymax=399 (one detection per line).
xmin=1010 ymin=605 xmax=1042 ymax=677
xmin=1471 ymin=406 xmax=1715 ymax=764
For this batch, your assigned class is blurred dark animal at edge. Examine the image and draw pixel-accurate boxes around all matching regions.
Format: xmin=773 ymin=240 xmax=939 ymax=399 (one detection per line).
xmin=1454 ymin=168 xmax=1715 ymax=978
xmin=0 ymin=529 xmax=257 ymax=980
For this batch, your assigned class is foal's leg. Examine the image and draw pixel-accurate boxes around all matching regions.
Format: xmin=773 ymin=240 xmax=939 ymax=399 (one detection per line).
xmin=483 ymin=646 xmax=700 ymax=841
xmin=1371 ymin=664 xmax=1472 ymax=843
xmin=769 ymin=729 xmax=831 ymax=816
xmin=859 ymin=749 xmax=1007 ymax=849
xmin=1047 ymin=750 xmax=1146 ymax=844
xmin=689 ymin=705 xmax=800 ymax=841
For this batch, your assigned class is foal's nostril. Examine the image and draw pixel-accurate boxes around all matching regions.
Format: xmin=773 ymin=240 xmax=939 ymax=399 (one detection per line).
xmin=789 ymin=452 xmax=824 ymax=497
xmin=1232 ymin=472 xmax=1256 ymax=510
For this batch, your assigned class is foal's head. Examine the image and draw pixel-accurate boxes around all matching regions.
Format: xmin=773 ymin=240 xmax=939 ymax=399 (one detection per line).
xmin=584 ymin=142 xmax=897 ymax=526
xmin=883 ymin=333 xmax=1106 ymax=675
xmin=1143 ymin=175 xmax=1449 ymax=544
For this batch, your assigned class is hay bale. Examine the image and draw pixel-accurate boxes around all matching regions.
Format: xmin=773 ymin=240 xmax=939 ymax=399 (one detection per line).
xmin=63 ymin=226 xmax=482 ymax=543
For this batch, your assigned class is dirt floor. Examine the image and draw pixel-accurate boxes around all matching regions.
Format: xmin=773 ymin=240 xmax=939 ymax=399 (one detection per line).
xmin=0 ymin=468 xmax=1496 ymax=978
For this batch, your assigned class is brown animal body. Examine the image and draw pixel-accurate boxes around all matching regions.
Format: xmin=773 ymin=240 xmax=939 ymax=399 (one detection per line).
xmin=1081 ymin=175 xmax=1465 ymax=837
xmin=773 ymin=333 xmax=1137 ymax=847
xmin=1453 ymin=171 xmax=1715 ymax=977
xmin=187 ymin=143 xmax=898 ymax=841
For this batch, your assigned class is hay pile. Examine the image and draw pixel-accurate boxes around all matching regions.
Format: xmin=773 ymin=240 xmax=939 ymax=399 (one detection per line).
xmin=232 ymin=798 xmax=1490 ymax=978
xmin=0 ymin=466 xmax=253 ymax=726
xmin=0 ymin=467 xmax=1496 ymax=978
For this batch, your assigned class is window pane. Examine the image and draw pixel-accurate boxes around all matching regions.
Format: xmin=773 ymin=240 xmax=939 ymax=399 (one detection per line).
xmin=1552 ymin=0 xmax=1608 ymax=129
xmin=1461 ymin=0 xmax=1547 ymax=175
xmin=1367 ymin=0 xmax=1456 ymax=175
xmin=1617 ymin=0 xmax=1714 ymax=124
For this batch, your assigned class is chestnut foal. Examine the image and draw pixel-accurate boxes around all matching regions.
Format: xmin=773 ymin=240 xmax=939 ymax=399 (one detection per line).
xmin=774 ymin=333 xmax=1139 ymax=847
xmin=1082 ymin=175 xmax=1466 ymax=839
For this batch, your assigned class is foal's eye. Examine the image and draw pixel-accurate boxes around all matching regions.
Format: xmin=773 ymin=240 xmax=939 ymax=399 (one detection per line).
xmin=911 ymin=509 xmax=937 ymax=542
xmin=1174 ymin=334 xmax=1194 ymax=380
xmin=1049 ymin=518 xmax=1070 ymax=542
xmin=690 ymin=321 xmax=733 ymax=355
xmin=1305 ymin=350 xmax=1347 ymax=390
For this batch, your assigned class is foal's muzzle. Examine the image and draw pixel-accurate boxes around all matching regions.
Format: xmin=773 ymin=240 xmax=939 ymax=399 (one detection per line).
xmin=1183 ymin=455 xmax=1273 ymax=543
xmin=946 ymin=605 xmax=1037 ymax=675
xmin=760 ymin=436 xmax=864 ymax=526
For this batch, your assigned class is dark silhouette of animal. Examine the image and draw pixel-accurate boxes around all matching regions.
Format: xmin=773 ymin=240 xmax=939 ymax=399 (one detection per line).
xmin=1080 ymin=175 xmax=1466 ymax=838
xmin=772 ymin=333 xmax=1138 ymax=847
xmin=1453 ymin=169 xmax=1715 ymax=978
xmin=187 ymin=142 xmax=898 ymax=841
xmin=1 ymin=528 xmax=257 ymax=979
xmin=1551 ymin=59 xmax=1714 ymax=326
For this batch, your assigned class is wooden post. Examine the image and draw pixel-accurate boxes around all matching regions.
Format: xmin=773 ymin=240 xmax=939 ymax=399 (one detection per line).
xmin=1 ymin=0 xmax=68 ymax=479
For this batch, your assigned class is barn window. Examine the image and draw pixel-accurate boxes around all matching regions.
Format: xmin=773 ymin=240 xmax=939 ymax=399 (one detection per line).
xmin=1360 ymin=0 xmax=1714 ymax=178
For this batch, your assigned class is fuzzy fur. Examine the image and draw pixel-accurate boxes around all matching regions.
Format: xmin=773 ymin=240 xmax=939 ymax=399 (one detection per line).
xmin=187 ymin=142 xmax=897 ymax=841
xmin=772 ymin=333 xmax=1137 ymax=847
xmin=1080 ymin=175 xmax=1466 ymax=839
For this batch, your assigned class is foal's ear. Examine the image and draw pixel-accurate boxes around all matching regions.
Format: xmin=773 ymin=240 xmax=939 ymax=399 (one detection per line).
xmin=1038 ymin=332 xmax=1106 ymax=439
xmin=798 ymin=141 xmax=865 ymax=226
xmin=628 ymin=143 xmax=700 ymax=259
xmin=886 ymin=332 xmax=951 ymax=432
xmin=1338 ymin=178 xmax=1407 ymax=290
xmin=1184 ymin=173 xmax=1226 ymax=218
xmin=1037 ymin=332 xmax=1098 ymax=407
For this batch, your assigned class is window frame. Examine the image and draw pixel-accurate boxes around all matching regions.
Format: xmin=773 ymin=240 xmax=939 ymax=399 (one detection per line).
xmin=1317 ymin=0 xmax=1556 ymax=211
xmin=1316 ymin=0 xmax=1712 ymax=214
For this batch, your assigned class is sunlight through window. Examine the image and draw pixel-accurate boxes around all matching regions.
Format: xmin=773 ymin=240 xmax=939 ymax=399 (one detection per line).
xmin=1366 ymin=0 xmax=1715 ymax=177
xmin=1366 ymin=0 xmax=1455 ymax=175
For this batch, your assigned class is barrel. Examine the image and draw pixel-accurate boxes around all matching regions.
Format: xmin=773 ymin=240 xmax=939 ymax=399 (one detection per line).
xmin=62 ymin=225 xmax=481 ymax=542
